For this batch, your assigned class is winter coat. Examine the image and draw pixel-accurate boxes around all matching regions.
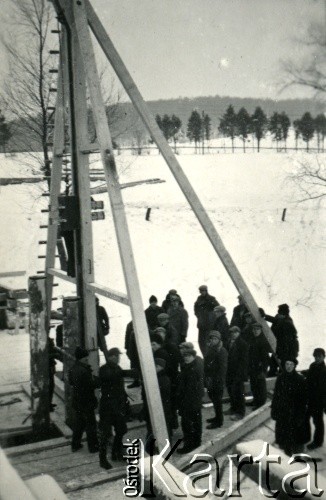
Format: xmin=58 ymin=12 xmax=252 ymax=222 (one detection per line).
xmin=226 ymin=336 xmax=249 ymax=383
xmin=264 ymin=314 xmax=299 ymax=362
xmin=142 ymin=370 xmax=172 ymax=431
xmin=124 ymin=322 xmax=140 ymax=369
xmin=162 ymin=293 xmax=184 ymax=312
xmin=241 ymin=324 xmax=254 ymax=346
xmin=271 ymin=370 xmax=309 ymax=446
xmin=305 ymin=361 xmax=326 ymax=411
xmin=177 ymin=358 xmax=204 ymax=416
xmin=204 ymin=345 xmax=228 ymax=390
xmin=97 ymin=304 xmax=109 ymax=336
xmin=194 ymin=293 xmax=219 ymax=331
xmin=166 ymin=305 xmax=189 ymax=344
xmin=153 ymin=321 xmax=180 ymax=346
xmin=230 ymin=304 xmax=248 ymax=331
xmin=69 ymin=361 xmax=98 ymax=411
xmin=99 ymin=361 xmax=128 ymax=417
xmin=213 ymin=314 xmax=230 ymax=349
xmin=145 ymin=304 xmax=163 ymax=330
xmin=248 ymin=333 xmax=270 ymax=375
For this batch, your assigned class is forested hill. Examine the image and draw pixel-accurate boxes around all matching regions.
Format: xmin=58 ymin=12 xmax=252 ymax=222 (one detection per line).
xmin=114 ymin=95 xmax=325 ymax=139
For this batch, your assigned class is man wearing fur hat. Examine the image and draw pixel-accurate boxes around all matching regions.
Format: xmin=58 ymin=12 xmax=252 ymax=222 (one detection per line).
xmin=204 ymin=331 xmax=228 ymax=429
xmin=213 ymin=306 xmax=230 ymax=349
xmin=69 ymin=347 xmax=99 ymax=454
xmin=162 ymin=289 xmax=184 ymax=312
xmin=177 ymin=349 xmax=204 ymax=454
xmin=271 ymin=358 xmax=309 ymax=456
xmin=194 ymin=285 xmax=219 ymax=356
xmin=260 ymin=303 xmax=299 ymax=374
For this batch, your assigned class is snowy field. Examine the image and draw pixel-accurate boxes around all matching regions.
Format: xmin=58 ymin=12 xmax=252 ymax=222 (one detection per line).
xmin=0 ymin=151 xmax=325 ymax=369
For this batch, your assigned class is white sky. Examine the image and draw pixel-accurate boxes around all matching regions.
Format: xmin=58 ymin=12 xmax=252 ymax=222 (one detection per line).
xmin=0 ymin=0 xmax=324 ymax=101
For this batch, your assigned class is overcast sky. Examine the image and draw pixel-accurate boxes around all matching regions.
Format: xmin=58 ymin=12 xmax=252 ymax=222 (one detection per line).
xmin=0 ymin=0 xmax=323 ymax=101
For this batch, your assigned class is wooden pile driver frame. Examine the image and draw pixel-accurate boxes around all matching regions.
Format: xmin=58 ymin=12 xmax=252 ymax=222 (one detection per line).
xmin=36 ymin=0 xmax=276 ymax=450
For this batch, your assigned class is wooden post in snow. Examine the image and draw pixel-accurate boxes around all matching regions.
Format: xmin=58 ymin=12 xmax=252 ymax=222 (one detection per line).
xmin=62 ymin=296 xmax=83 ymax=428
xmin=28 ymin=275 xmax=50 ymax=435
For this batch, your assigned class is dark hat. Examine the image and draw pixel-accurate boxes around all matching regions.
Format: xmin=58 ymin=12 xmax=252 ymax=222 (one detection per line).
xmin=150 ymin=333 xmax=164 ymax=345
xmin=199 ymin=285 xmax=208 ymax=291
xmin=155 ymin=358 xmax=166 ymax=369
xmin=278 ymin=303 xmax=290 ymax=315
xmin=209 ymin=330 xmax=222 ymax=340
xmin=149 ymin=295 xmax=158 ymax=303
xmin=75 ymin=346 xmax=88 ymax=360
xmin=285 ymin=357 xmax=298 ymax=366
xmin=229 ymin=326 xmax=241 ymax=333
xmin=179 ymin=341 xmax=194 ymax=351
xmin=107 ymin=347 xmax=122 ymax=357
xmin=214 ymin=305 xmax=226 ymax=314
xmin=157 ymin=313 xmax=169 ymax=320
xmin=169 ymin=289 xmax=177 ymax=294
xmin=313 ymin=348 xmax=325 ymax=357
xmin=182 ymin=349 xmax=196 ymax=358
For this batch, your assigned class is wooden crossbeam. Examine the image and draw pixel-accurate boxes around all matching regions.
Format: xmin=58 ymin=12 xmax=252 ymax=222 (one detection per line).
xmin=86 ymin=282 xmax=129 ymax=305
xmin=47 ymin=268 xmax=76 ymax=285
xmin=0 ymin=271 xmax=26 ymax=278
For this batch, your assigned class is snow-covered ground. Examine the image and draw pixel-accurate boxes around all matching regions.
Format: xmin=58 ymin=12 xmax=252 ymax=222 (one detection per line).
xmin=0 ymin=152 xmax=325 ymax=369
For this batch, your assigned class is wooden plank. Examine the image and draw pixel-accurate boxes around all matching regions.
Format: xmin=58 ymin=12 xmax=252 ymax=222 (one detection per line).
xmin=85 ymin=0 xmax=276 ymax=353
xmin=10 ymin=444 xmax=71 ymax=466
xmin=68 ymin=13 xmax=98 ymax=374
xmin=0 ymin=272 xmax=26 ymax=278
xmin=71 ymin=0 xmax=169 ymax=451
xmin=63 ymin=467 xmax=126 ymax=493
xmin=86 ymin=282 xmax=129 ymax=305
xmin=5 ymin=438 xmax=69 ymax=458
xmin=47 ymin=268 xmax=76 ymax=284
xmin=45 ymin=52 xmax=66 ymax=325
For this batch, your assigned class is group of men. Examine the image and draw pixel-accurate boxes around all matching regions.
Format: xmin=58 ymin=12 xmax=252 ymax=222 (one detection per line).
xmin=67 ymin=285 xmax=325 ymax=469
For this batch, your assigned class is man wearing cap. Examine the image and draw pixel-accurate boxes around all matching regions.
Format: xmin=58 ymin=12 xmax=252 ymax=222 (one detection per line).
xmin=145 ymin=295 xmax=163 ymax=330
xmin=177 ymin=349 xmax=204 ymax=454
xmin=194 ymin=285 xmax=219 ymax=356
xmin=230 ymin=295 xmax=248 ymax=331
xmin=68 ymin=347 xmax=99 ymax=454
xmin=98 ymin=347 xmax=128 ymax=469
xmin=179 ymin=342 xmax=204 ymax=372
xmin=166 ymin=295 xmax=189 ymax=345
xmin=204 ymin=331 xmax=228 ymax=429
xmin=248 ymin=323 xmax=270 ymax=409
xmin=213 ymin=306 xmax=230 ymax=349
xmin=305 ymin=348 xmax=326 ymax=450
xmin=226 ymin=326 xmax=249 ymax=421
xmin=271 ymin=358 xmax=308 ymax=456
xmin=156 ymin=312 xmax=179 ymax=346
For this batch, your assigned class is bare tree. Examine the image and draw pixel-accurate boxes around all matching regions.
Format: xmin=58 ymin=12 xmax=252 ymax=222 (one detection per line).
xmin=287 ymin=156 xmax=326 ymax=203
xmin=0 ymin=0 xmax=56 ymax=178
xmin=281 ymin=20 xmax=326 ymax=95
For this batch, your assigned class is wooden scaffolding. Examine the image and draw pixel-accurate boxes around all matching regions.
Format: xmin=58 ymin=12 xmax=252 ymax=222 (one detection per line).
xmin=33 ymin=0 xmax=276 ymax=451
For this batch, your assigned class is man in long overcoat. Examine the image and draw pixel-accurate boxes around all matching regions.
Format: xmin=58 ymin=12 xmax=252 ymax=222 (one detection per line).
xmin=226 ymin=326 xmax=249 ymax=421
xmin=194 ymin=285 xmax=219 ymax=356
xmin=271 ymin=358 xmax=309 ymax=456
xmin=305 ymin=348 xmax=326 ymax=450
xmin=167 ymin=295 xmax=189 ymax=345
xmin=248 ymin=323 xmax=270 ymax=409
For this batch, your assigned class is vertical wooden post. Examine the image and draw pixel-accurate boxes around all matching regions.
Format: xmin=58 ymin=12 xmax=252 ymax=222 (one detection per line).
xmin=62 ymin=296 xmax=83 ymax=427
xmin=28 ymin=275 xmax=50 ymax=435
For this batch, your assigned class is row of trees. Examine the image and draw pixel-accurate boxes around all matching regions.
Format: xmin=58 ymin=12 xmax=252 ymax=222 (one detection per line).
xmin=218 ymin=105 xmax=326 ymax=152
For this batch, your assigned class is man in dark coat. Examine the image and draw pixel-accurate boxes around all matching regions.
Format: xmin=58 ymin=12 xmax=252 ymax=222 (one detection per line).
xmin=177 ymin=349 xmax=204 ymax=454
xmin=179 ymin=342 xmax=204 ymax=373
xmin=124 ymin=321 xmax=141 ymax=388
xmin=226 ymin=326 xmax=249 ymax=421
xmin=241 ymin=312 xmax=255 ymax=345
xmin=271 ymin=358 xmax=308 ymax=456
xmin=156 ymin=313 xmax=179 ymax=346
xmin=248 ymin=323 xmax=270 ymax=409
xmin=142 ymin=358 xmax=173 ymax=453
xmin=68 ymin=347 xmax=99 ymax=454
xmin=261 ymin=303 xmax=299 ymax=375
xmin=98 ymin=347 xmax=128 ymax=469
xmin=167 ymin=295 xmax=189 ymax=345
xmin=204 ymin=331 xmax=228 ymax=429
xmin=145 ymin=295 xmax=163 ymax=330
xmin=96 ymin=297 xmax=109 ymax=352
xmin=230 ymin=295 xmax=248 ymax=331
xmin=305 ymin=348 xmax=326 ymax=450
xmin=212 ymin=306 xmax=230 ymax=350
xmin=194 ymin=285 xmax=219 ymax=356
